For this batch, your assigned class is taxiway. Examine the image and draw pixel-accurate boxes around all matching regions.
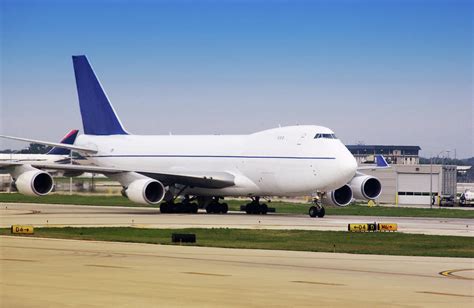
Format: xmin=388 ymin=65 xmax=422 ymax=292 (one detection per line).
xmin=0 ymin=203 xmax=472 ymax=237
xmin=1 ymin=236 xmax=473 ymax=307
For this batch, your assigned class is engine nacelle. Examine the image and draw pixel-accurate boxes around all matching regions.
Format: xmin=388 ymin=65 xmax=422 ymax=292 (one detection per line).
xmin=14 ymin=169 xmax=54 ymax=196
xmin=349 ymin=174 xmax=382 ymax=200
xmin=324 ymin=184 xmax=353 ymax=207
xmin=124 ymin=179 xmax=165 ymax=205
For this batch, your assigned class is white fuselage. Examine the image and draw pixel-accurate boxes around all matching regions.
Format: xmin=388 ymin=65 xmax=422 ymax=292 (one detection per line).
xmin=75 ymin=125 xmax=357 ymax=197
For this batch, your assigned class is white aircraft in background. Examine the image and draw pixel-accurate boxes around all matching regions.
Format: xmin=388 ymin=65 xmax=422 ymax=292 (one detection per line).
xmin=0 ymin=129 xmax=79 ymax=164
xmin=0 ymin=56 xmax=388 ymax=217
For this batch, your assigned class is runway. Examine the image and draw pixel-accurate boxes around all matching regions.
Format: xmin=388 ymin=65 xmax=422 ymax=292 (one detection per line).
xmin=1 ymin=236 xmax=473 ymax=307
xmin=0 ymin=202 xmax=473 ymax=237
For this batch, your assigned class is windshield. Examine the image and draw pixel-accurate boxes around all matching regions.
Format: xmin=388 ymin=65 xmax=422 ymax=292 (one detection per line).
xmin=314 ymin=133 xmax=337 ymax=139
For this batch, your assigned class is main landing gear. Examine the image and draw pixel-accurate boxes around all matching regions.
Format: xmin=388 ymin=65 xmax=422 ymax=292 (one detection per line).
xmin=160 ymin=195 xmax=228 ymax=214
xmin=244 ymin=197 xmax=268 ymax=215
xmin=205 ymin=197 xmax=229 ymax=214
xmin=160 ymin=195 xmax=198 ymax=214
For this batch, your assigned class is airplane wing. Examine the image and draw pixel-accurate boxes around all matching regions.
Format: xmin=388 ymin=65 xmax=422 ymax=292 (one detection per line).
xmin=357 ymin=154 xmax=390 ymax=170
xmin=0 ymin=135 xmax=97 ymax=154
xmin=0 ymin=135 xmax=234 ymax=188
xmin=139 ymin=171 xmax=235 ymax=188
xmin=0 ymin=161 xmax=235 ymax=189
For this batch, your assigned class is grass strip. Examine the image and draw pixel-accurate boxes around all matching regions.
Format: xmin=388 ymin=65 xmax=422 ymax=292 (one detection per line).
xmin=1 ymin=227 xmax=473 ymax=258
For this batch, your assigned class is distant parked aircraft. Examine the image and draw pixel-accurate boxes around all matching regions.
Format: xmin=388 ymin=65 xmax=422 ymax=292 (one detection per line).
xmin=0 ymin=129 xmax=79 ymax=164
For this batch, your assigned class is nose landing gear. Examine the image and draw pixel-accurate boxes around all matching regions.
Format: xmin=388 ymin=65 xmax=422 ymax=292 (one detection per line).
xmin=309 ymin=195 xmax=325 ymax=218
xmin=309 ymin=205 xmax=325 ymax=218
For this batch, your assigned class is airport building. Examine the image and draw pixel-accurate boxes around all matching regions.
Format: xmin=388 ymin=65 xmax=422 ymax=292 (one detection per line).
xmin=346 ymin=145 xmax=421 ymax=165
xmin=347 ymin=145 xmax=457 ymax=205
xmin=358 ymin=164 xmax=457 ymax=205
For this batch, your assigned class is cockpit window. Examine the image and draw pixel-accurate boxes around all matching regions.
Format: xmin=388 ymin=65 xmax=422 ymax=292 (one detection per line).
xmin=314 ymin=133 xmax=337 ymax=139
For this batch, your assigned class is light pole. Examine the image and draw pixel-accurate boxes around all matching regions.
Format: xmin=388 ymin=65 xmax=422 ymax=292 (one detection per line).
xmin=69 ymin=150 xmax=73 ymax=195
xmin=429 ymin=150 xmax=449 ymax=209
xmin=430 ymin=155 xmax=433 ymax=209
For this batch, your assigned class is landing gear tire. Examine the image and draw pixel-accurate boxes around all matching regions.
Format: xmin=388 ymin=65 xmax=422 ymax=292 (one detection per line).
xmin=309 ymin=205 xmax=325 ymax=218
xmin=317 ymin=207 xmax=325 ymax=218
xmin=182 ymin=202 xmax=198 ymax=214
xmin=160 ymin=202 xmax=172 ymax=214
xmin=206 ymin=204 xmax=214 ymax=214
xmin=160 ymin=201 xmax=198 ymax=214
xmin=221 ymin=203 xmax=228 ymax=214
xmin=245 ymin=203 xmax=254 ymax=214
xmin=205 ymin=198 xmax=229 ymax=214
xmin=245 ymin=199 xmax=268 ymax=215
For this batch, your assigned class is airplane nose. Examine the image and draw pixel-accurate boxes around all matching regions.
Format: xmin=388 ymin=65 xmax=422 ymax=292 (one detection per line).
xmin=347 ymin=154 xmax=358 ymax=175
xmin=339 ymin=148 xmax=357 ymax=182
xmin=319 ymin=141 xmax=358 ymax=191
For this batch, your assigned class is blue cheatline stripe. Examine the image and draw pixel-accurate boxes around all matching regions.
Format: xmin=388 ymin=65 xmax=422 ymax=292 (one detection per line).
xmin=91 ymin=154 xmax=336 ymax=160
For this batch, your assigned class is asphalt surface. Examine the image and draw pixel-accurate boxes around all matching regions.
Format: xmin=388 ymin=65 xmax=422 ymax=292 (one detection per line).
xmin=0 ymin=202 xmax=473 ymax=237
xmin=1 ymin=236 xmax=473 ymax=307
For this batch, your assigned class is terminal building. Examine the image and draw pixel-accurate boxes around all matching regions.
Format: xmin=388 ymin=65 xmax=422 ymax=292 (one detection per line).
xmin=346 ymin=145 xmax=457 ymax=205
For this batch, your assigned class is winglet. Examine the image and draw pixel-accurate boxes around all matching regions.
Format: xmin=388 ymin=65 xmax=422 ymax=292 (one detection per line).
xmin=375 ymin=155 xmax=389 ymax=168
xmin=72 ymin=55 xmax=128 ymax=135
xmin=47 ymin=129 xmax=79 ymax=155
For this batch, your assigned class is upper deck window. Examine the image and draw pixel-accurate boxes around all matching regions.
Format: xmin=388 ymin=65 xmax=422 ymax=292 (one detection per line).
xmin=314 ymin=133 xmax=337 ymax=139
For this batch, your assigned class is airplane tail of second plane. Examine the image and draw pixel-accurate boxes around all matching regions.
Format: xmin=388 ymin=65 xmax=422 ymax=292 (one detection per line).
xmin=72 ymin=55 xmax=128 ymax=136
xmin=375 ymin=154 xmax=389 ymax=168
xmin=47 ymin=129 xmax=80 ymax=155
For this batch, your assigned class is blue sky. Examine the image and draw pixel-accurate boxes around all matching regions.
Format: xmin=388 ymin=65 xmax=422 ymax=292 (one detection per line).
xmin=1 ymin=0 xmax=472 ymax=158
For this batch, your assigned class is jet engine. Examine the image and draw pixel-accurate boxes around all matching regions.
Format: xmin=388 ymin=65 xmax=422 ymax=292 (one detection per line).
xmin=14 ymin=169 xmax=54 ymax=196
xmin=324 ymin=184 xmax=353 ymax=207
xmin=124 ymin=178 xmax=165 ymax=205
xmin=349 ymin=174 xmax=382 ymax=200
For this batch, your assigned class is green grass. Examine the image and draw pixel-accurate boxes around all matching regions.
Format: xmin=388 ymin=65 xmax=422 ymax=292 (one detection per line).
xmin=1 ymin=227 xmax=472 ymax=258
xmin=1 ymin=193 xmax=473 ymax=218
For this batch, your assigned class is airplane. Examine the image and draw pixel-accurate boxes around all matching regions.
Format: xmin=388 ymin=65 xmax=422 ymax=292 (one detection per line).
xmin=0 ymin=129 xmax=79 ymax=164
xmin=0 ymin=55 xmax=388 ymax=217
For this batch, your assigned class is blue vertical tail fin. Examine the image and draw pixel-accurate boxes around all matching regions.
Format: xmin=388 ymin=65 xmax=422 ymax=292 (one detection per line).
xmin=47 ymin=129 xmax=79 ymax=155
xmin=375 ymin=154 xmax=389 ymax=168
xmin=72 ymin=55 xmax=128 ymax=135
